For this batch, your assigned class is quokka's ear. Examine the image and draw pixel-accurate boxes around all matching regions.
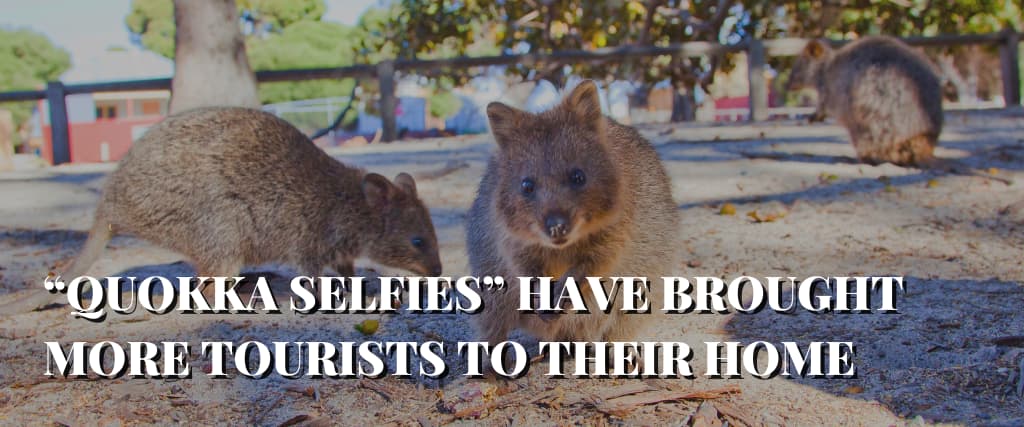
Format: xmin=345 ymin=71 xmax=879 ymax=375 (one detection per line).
xmin=486 ymin=101 xmax=529 ymax=149
xmin=561 ymin=80 xmax=605 ymax=135
xmin=804 ymin=39 xmax=830 ymax=59
xmin=393 ymin=172 xmax=417 ymax=198
xmin=362 ymin=173 xmax=396 ymax=209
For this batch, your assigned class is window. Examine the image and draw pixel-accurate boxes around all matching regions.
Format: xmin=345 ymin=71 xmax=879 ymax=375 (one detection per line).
xmin=95 ymin=104 xmax=118 ymax=119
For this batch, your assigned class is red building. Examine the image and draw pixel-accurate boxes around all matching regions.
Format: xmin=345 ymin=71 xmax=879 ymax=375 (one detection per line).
xmin=37 ymin=49 xmax=171 ymax=164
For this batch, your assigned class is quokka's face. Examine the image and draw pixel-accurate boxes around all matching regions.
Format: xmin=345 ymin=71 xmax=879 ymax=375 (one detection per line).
xmin=361 ymin=173 xmax=443 ymax=276
xmin=786 ymin=39 xmax=831 ymax=91
xmin=487 ymin=81 xmax=621 ymax=248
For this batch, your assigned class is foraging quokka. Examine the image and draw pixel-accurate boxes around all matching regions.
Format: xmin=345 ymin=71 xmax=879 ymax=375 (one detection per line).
xmin=466 ymin=81 xmax=679 ymax=349
xmin=2 ymin=107 xmax=441 ymax=313
xmin=788 ymin=36 xmax=944 ymax=166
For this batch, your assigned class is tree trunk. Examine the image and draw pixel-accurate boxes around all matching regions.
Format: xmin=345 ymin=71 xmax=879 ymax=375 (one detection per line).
xmin=169 ymin=0 xmax=260 ymax=114
xmin=671 ymin=85 xmax=696 ymax=122
xmin=0 ymin=110 xmax=13 ymax=172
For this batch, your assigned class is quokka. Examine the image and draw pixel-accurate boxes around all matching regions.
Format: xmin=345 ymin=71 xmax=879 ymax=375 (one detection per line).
xmin=789 ymin=36 xmax=944 ymax=166
xmin=466 ymin=81 xmax=680 ymax=353
xmin=1 ymin=107 xmax=442 ymax=314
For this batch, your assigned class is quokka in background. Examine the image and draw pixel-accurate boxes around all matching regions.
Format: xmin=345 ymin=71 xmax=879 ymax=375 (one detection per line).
xmin=788 ymin=36 xmax=944 ymax=167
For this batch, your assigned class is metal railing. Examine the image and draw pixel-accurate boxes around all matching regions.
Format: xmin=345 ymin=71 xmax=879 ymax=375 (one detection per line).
xmin=0 ymin=30 xmax=1019 ymax=165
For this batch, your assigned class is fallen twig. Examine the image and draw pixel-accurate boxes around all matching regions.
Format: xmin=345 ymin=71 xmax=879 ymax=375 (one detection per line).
xmin=592 ymin=384 xmax=741 ymax=418
xmin=993 ymin=336 xmax=1024 ymax=347
xmin=358 ymin=378 xmax=394 ymax=402
xmin=252 ymin=393 xmax=285 ymax=426
xmin=276 ymin=414 xmax=310 ymax=427
xmin=714 ymin=401 xmax=759 ymax=427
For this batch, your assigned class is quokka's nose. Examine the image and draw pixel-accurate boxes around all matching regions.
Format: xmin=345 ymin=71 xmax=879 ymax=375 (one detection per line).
xmin=544 ymin=214 xmax=570 ymax=238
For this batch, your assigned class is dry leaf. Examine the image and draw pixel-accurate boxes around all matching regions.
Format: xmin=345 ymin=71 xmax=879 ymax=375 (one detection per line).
xmin=843 ymin=385 xmax=864 ymax=394
xmin=718 ymin=203 xmax=736 ymax=216
xmin=819 ymin=173 xmax=839 ymax=183
xmin=441 ymin=381 xmax=520 ymax=419
xmin=747 ymin=210 xmax=785 ymax=223
xmin=926 ymin=179 xmax=939 ymax=188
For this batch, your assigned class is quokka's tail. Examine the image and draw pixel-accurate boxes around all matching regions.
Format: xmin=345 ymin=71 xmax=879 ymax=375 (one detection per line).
xmin=0 ymin=217 xmax=112 ymax=316
xmin=64 ymin=218 xmax=113 ymax=280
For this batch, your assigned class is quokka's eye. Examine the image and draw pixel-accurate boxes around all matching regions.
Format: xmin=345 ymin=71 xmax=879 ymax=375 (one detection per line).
xmin=569 ymin=169 xmax=586 ymax=187
xmin=521 ymin=178 xmax=536 ymax=196
xmin=411 ymin=237 xmax=425 ymax=249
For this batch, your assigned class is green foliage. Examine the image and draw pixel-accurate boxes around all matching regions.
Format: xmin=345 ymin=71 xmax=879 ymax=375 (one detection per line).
xmin=755 ymin=0 xmax=1023 ymax=38
xmin=384 ymin=0 xmax=741 ymax=94
xmin=125 ymin=0 xmax=175 ymax=58
xmin=428 ymin=91 xmax=462 ymax=119
xmin=384 ymin=1 xmax=1022 ymax=94
xmin=354 ymin=5 xmax=407 ymax=63
xmin=0 ymin=28 xmax=71 ymax=144
xmin=124 ymin=0 xmax=1022 ymax=111
xmin=247 ymin=19 xmax=359 ymax=105
xmin=126 ymin=0 xmax=331 ymax=58
xmin=236 ymin=0 xmax=326 ymax=35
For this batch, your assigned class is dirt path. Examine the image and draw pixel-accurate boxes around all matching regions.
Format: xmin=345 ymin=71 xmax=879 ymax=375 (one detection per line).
xmin=1 ymin=110 xmax=1022 ymax=426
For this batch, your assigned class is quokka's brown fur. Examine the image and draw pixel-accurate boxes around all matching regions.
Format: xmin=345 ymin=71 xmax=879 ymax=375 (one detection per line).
xmin=11 ymin=107 xmax=442 ymax=312
xmin=466 ymin=81 xmax=679 ymax=349
xmin=788 ymin=36 xmax=944 ymax=166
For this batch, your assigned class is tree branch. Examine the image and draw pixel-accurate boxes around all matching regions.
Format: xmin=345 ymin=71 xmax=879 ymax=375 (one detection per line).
xmin=310 ymin=80 xmax=360 ymax=140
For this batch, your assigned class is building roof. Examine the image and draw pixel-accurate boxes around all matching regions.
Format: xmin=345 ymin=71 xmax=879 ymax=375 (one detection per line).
xmin=61 ymin=48 xmax=173 ymax=84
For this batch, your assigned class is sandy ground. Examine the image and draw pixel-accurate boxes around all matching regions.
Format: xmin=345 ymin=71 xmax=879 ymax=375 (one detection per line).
xmin=1 ymin=110 xmax=1023 ymax=426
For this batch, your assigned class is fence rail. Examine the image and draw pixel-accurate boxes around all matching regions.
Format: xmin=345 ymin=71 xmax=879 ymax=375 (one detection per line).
xmin=0 ymin=31 xmax=1019 ymax=165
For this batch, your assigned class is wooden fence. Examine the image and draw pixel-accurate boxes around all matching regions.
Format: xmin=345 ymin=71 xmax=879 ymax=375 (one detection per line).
xmin=0 ymin=31 xmax=1019 ymax=165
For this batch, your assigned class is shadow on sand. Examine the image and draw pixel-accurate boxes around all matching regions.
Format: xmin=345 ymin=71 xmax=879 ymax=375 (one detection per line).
xmin=724 ymin=276 xmax=1024 ymax=425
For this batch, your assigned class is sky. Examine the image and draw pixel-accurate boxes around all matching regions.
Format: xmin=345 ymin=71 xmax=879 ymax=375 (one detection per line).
xmin=0 ymin=0 xmax=378 ymax=80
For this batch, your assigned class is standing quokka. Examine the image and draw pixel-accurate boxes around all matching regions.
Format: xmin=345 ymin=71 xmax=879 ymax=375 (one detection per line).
xmin=2 ymin=107 xmax=442 ymax=314
xmin=788 ymin=36 xmax=944 ymax=166
xmin=466 ymin=81 xmax=679 ymax=351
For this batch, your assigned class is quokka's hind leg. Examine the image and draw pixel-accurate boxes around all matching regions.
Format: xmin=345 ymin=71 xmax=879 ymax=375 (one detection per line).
xmin=195 ymin=258 xmax=244 ymax=300
xmin=65 ymin=218 xmax=114 ymax=281
xmin=887 ymin=134 xmax=936 ymax=167
xmin=0 ymin=218 xmax=113 ymax=316
xmin=904 ymin=134 xmax=936 ymax=166
xmin=850 ymin=134 xmax=887 ymax=166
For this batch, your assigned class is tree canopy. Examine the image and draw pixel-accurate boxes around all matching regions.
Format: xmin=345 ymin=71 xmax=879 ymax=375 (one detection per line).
xmin=124 ymin=0 xmax=1023 ymax=114
xmin=0 ymin=28 xmax=71 ymax=143
xmin=385 ymin=0 xmax=1022 ymax=108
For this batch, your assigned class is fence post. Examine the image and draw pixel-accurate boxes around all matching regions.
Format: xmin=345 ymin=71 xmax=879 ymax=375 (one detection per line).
xmin=46 ymin=81 xmax=71 ymax=165
xmin=377 ymin=60 xmax=397 ymax=142
xmin=999 ymin=29 xmax=1021 ymax=107
xmin=0 ymin=110 xmax=13 ymax=172
xmin=747 ymin=38 xmax=769 ymax=121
